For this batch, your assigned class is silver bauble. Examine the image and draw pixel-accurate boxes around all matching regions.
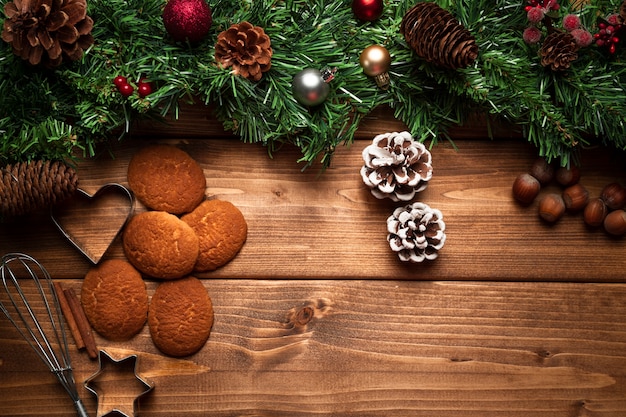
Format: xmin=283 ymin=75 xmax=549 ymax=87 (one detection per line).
xmin=292 ymin=68 xmax=329 ymax=106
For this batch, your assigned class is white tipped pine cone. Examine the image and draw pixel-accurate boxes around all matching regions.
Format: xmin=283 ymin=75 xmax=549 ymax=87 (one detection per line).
xmin=387 ymin=202 xmax=446 ymax=262
xmin=360 ymin=131 xmax=433 ymax=202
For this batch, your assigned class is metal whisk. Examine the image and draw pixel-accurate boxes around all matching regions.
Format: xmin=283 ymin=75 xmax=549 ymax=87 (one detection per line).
xmin=0 ymin=253 xmax=89 ymax=417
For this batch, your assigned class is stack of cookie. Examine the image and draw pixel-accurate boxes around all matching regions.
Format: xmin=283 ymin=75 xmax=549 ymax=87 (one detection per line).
xmin=80 ymin=144 xmax=248 ymax=357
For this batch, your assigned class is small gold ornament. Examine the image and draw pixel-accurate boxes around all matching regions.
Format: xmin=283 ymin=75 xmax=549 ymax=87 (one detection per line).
xmin=359 ymin=45 xmax=391 ymax=90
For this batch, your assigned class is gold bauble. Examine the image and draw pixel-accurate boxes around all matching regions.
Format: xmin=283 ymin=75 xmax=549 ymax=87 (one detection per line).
xmin=359 ymin=45 xmax=391 ymax=89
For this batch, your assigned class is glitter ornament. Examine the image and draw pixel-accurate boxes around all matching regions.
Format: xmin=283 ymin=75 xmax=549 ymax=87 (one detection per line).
xmin=352 ymin=0 xmax=384 ymax=21
xmin=163 ymin=0 xmax=212 ymax=43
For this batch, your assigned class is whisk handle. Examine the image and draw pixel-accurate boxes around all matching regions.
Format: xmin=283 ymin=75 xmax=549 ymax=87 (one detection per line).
xmin=74 ymin=399 xmax=90 ymax=417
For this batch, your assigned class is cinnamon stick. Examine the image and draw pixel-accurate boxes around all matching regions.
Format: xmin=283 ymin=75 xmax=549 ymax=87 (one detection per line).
xmin=53 ymin=281 xmax=85 ymax=350
xmin=63 ymin=287 xmax=98 ymax=360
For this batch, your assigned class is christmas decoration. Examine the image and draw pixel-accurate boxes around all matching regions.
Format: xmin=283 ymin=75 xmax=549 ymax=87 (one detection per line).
xmin=1 ymin=0 xmax=94 ymax=67
xmin=1 ymin=160 xmax=78 ymax=219
xmin=387 ymin=202 xmax=446 ymax=263
xmin=540 ymin=31 xmax=579 ymax=71
xmin=352 ymin=0 xmax=384 ymax=22
xmin=400 ymin=2 xmax=478 ymax=70
xmin=359 ymin=44 xmax=391 ymax=90
xmin=291 ymin=68 xmax=331 ymax=106
xmin=215 ymin=21 xmax=272 ymax=81
xmin=137 ymin=78 xmax=153 ymax=97
xmin=1 ymin=0 xmax=626 ymax=172
xmin=162 ymin=0 xmax=212 ymax=43
xmin=360 ymin=131 xmax=433 ymax=202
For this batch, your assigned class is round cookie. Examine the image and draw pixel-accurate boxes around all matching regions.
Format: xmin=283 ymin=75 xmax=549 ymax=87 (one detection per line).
xmin=181 ymin=199 xmax=247 ymax=272
xmin=80 ymin=259 xmax=148 ymax=341
xmin=123 ymin=211 xmax=199 ymax=279
xmin=148 ymin=276 xmax=214 ymax=357
xmin=127 ymin=144 xmax=206 ymax=214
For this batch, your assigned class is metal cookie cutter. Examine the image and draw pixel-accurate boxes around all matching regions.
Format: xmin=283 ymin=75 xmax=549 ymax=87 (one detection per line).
xmin=85 ymin=350 xmax=154 ymax=417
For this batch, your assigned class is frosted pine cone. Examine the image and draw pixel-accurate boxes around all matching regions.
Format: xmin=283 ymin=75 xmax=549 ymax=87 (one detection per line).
xmin=361 ymin=131 xmax=433 ymax=202
xmin=1 ymin=0 xmax=94 ymax=67
xmin=215 ymin=21 xmax=272 ymax=81
xmin=387 ymin=202 xmax=446 ymax=262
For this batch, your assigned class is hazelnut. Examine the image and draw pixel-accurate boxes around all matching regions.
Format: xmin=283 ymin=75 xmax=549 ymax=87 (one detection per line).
xmin=538 ymin=193 xmax=565 ymax=223
xmin=512 ymin=173 xmax=541 ymax=205
xmin=600 ymin=183 xmax=626 ymax=210
xmin=529 ymin=157 xmax=554 ymax=184
xmin=555 ymin=165 xmax=580 ymax=187
xmin=603 ymin=209 xmax=626 ymax=236
xmin=562 ymin=183 xmax=589 ymax=212
xmin=583 ymin=198 xmax=608 ymax=227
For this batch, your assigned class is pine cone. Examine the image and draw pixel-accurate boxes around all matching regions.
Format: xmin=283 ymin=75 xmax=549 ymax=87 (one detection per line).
xmin=387 ymin=202 xmax=446 ymax=262
xmin=400 ymin=2 xmax=478 ymax=70
xmin=360 ymin=131 xmax=433 ymax=202
xmin=215 ymin=21 xmax=272 ymax=81
xmin=540 ymin=31 xmax=579 ymax=71
xmin=621 ymin=0 xmax=626 ymax=22
xmin=1 ymin=160 xmax=78 ymax=219
xmin=1 ymin=0 xmax=94 ymax=67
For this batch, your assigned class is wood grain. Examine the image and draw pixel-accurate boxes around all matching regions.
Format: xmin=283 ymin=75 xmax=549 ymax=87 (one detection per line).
xmin=1 ymin=279 xmax=625 ymax=416
xmin=1 ymin=137 xmax=624 ymax=281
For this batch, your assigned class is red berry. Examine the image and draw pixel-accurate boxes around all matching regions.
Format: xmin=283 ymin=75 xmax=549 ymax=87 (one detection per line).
xmin=138 ymin=82 xmax=153 ymax=98
xmin=118 ymin=83 xmax=134 ymax=97
xmin=113 ymin=76 xmax=127 ymax=88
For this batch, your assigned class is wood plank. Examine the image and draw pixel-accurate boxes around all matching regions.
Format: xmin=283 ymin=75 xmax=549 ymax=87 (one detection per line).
xmin=1 ymin=137 xmax=625 ymax=281
xmin=1 ymin=280 xmax=625 ymax=416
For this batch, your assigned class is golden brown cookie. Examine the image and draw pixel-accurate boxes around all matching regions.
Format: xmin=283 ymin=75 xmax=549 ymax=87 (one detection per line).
xmin=80 ymin=259 xmax=148 ymax=341
xmin=148 ymin=276 xmax=214 ymax=357
xmin=127 ymin=144 xmax=206 ymax=214
xmin=181 ymin=199 xmax=247 ymax=272
xmin=123 ymin=211 xmax=199 ymax=279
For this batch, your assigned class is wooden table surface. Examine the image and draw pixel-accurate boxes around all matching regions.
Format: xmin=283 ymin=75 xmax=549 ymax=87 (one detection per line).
xmin=1 ymin=107 xmax=626 ymax=416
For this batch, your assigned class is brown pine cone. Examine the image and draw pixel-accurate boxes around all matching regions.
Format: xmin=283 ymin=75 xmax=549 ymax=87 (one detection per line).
xmin=621 ymin=0 xmax=626 ymax=22
xmin=540 ymin=31 xmax=579 ymax=71
xmin=1 ymin=0 xmax=94 ymax=67
xmin=387 ymin=202 xmax=446 ymax=262
xmin=400 ymin=2 xmax=478 ymax=70
xmin=215 ymin=21 xmax=272 ymax=81
xmin=1 ymin=160 xmax=78 ymax=219
xmin=360 ymin=131 xmax=433 ymax=202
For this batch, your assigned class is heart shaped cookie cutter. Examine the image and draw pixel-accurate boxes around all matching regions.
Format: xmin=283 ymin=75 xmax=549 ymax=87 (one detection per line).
xmin=51 ymin=183 xmax=134 ymax=264
xmin=84 ymin=350 xmax=154 ymax=417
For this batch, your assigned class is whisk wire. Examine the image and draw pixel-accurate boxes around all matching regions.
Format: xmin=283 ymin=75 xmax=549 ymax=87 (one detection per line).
xmin=0 ymin=253 xmax=89 ymax=417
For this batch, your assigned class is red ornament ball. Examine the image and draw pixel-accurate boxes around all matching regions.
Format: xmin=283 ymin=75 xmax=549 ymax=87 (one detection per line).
xmin=163 ymin=0 xmax=212 ymax=43
xmin=352 ymin=0 xmax=384 ymax=22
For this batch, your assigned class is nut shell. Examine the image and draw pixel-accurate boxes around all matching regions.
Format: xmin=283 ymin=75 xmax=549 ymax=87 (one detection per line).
xmin=555 ymin=165 xmax=580 ymax=186
xmin=529 ymin=157 xmax=554 ymax=184
xmin=562 ymin=183 xmax=588 ymax=212
xmin=601 ymin=183 xmax=626 ymax=210
xmin=603 ymin=209 xmax=626 ymax=236
xmin=512 ymin=173 xmax=541 ymax=205
xmin=538 ymin=193 xmax=565 ymax=223
xmin=583 ymin=198 xmax=608 ymax=227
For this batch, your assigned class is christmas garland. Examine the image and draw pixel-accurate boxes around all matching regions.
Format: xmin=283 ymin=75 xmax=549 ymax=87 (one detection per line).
xmin=1 ymin=0 xmax=626 ymax=169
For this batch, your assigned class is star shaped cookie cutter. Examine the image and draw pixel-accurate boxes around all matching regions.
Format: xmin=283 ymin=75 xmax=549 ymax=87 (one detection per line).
xmin=84 ymin=350 xmax=154 ymax=417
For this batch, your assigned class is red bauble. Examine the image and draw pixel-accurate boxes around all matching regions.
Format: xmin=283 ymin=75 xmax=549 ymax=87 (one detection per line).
xmin=138 ymin=82 xmax=153 ymax=98
xmin=163 ymin=0 xmax=212 ymax=43
xmin=352 ymin=0 xmax=384 ymax=21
